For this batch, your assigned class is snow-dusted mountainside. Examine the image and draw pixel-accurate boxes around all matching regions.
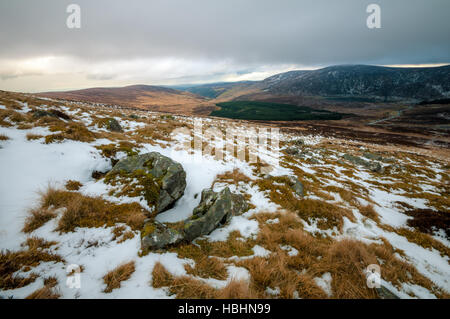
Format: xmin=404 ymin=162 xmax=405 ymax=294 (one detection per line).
xmin=180 ymin=81 xmax=258 ymax=99
xmin=263 ymin=65 xmax=450 ymax=101
xmin=0 ymin=91 xmax=449 ymax=299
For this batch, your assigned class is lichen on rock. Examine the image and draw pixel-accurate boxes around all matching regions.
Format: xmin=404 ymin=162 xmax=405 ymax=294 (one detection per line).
xmin=105 ymin=152 xmax=186 ymax=214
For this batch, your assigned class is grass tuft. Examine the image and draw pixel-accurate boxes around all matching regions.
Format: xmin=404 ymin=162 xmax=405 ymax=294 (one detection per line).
xmin=23 ymin=208 xmax=57 ymax=233
xmin=0 ymin=237 xmax=62 ymax=290
xmin=65 ymin=180 xmax=83 ymax=191
xmin=25 ymin=277 xmax=60 ymax=299
xmin=25 ymin=186 xmax=147 ymax=233
xmin=103 ymin=261 xmax=136 ymax=293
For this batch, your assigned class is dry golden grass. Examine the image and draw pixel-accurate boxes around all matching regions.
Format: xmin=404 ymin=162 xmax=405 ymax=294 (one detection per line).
xmin=196 ymin=231 xmax=255 ymax=258
xmin=65 ymin=180 xmax=83 ymax=191
xmin=23 ymin=207 xmax=57 ymax=233
xmin=323 ymin=185 xmax=355 ymax=204
xmin=111 ymin=226 xmax=136 ymax=243
xmin=403 ymin=192 xmax=450 ymax=214
xmin=151 ymin=261 xmax=175 ymax=288
xmin=184 ymin=256 xmax=228 ymax=280
xmin=370 ymin=238 xmax=448 ymax=297
xmin=235 ymin=211 xmax=448 ymax=299
xmin=357 ymin=204 xmax=380 ymax=223
xmin=316 ymin=239 xmax=378 ymax=299
xmin=25 ymin=277 xmax=59 ymax=299
xmin=169 ymin=231 xmax=254 ymax=281
xmin=111 ymin=225 xmax=126 ymax=240
xmin=254 ymin=176 xmax=354 ymax=231
xmin=233 ymin=219 xmax=330 ymax=298
xmin=169 ymin=213 xmax=333 ymax=299
xmin=103 ymin=261 xmax=136 ymax=293
xmin=36 ymin=118 xmax=95 ymax=144
xmin=151 ymin=262 xmax=257 ymax=299
xmin=25 ymin=186 xmax=147 ymax=233
xmin=216 ymin=279 xmax=259 ymax=299
xmin=311 ymin=238 xmax=447 ymax=298
xmin=95 ymin=141 xmax=139 ymax=159
xmin=0 ymin=109 xmax=30 ymax=126
xmin=26 ymin=133 xmax=43 ymax=141
xmin=211 ymin=168 xmax=252 ymax=188
xmin=117 ymin=231 xmax=135 ymax=243
xmin=393 ymin=227 xmax=450 ymax=258
xmin=0 ymin=237 xmax=62 ymax=290
xmin=168 ymin=276 xmax=218 ymax=299
xmin=135 ymin=119 xmax=181 ymax=143
xmin=0 ymin=133 xmax=9 ymax=140
xmin=57 ymin=193 xmax=146 ymax=232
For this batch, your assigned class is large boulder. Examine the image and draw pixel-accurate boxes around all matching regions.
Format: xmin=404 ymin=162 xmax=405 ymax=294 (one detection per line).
xmin=33 ymin=109 xmax=71 ymax=120
xmin=105 ymin=118 xmax=123 ymax=132
xmin=183 ymin=187 xmax=248 ymax=242
xmin=106 ymin=152 xmax=186 ymax=213
xmin=140 ymin=187 xmax=248 ymax=251
xmin=141 ymin=220 xmax=184 ymax=250
xmin=285 ymin=147 xmax=300 ymax=156
xmin=285 ymin=175 xmax=304 ymax=197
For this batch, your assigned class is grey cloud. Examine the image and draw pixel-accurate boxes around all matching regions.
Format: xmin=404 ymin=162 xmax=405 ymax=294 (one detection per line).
xmin=0 ymin=0 xmax=449 ymax=68
xmin=86 ymin=73 xmax=117 ymax=81
xmin=0 ymin=72 xmax=43 ymax=80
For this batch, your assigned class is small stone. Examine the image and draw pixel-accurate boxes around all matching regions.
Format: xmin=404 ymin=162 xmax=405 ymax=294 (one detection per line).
xmin=105 ymin=118 xmax=123 ymax=132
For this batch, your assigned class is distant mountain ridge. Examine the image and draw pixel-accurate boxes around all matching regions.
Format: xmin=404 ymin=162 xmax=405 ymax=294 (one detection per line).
xmin=178 ymin=65 xmax=450 ymax=101
xmin=263 ymin=64 xmax=450 ymax=101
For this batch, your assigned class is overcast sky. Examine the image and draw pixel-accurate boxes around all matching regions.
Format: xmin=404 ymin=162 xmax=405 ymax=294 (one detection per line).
xmin=1 ymin=0 xmax=449 ymax=92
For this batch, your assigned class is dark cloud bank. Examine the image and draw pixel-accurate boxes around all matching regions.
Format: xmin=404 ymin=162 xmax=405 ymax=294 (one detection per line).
xmin=1 ymin=0 xmax=449 ymax=65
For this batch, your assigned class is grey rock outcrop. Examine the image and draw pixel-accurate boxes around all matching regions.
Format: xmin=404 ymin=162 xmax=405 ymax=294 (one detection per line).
xmin=107 ymin=152 xmax=186 ymax=213
xmin=285 ymin=175 xmax=304 ymax=197
xmin=141 ymin=220 xmax=184 ymax=250
xmin=376 ymin=286 xmax=400 ymax=299
xmin=105 ymin=118 xmax=123 ymax=132
xmin=343 ymin=154 xmax=384 ymax=173
xmin=33 ymin=109 xmax=70 ymax=120
xmin=140 ymin=187 xmax=248 ymax=251
xmin=183 ymin=187 xmax=248 ymax=241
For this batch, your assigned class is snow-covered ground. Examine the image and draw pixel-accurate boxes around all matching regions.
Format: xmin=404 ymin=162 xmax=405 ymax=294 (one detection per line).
xmin=0 ymin=96 xmax=449 ymax=299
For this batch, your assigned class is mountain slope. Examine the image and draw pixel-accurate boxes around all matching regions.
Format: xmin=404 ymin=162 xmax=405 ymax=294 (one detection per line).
xmin=180 ymin=81 xmax=260 ymax=99
xmin=263 ymin=65 xmax=450 ymax=101
xmin=38 ymin=84 xmax=209 ymax=114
